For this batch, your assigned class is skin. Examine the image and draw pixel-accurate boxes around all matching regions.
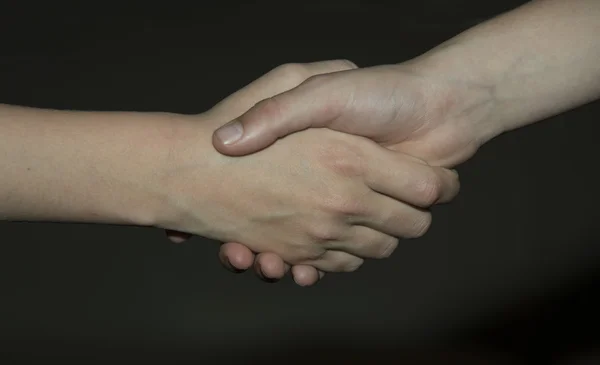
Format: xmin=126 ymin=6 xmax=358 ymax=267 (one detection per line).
xmin=212 ymin=0 xmax=600 ymax=285
xmin=0 ymin=62 xmax=460 ymax=273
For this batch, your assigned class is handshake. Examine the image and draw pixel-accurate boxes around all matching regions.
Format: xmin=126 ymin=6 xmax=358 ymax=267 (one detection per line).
xmin=0 ymin=58 xmax=494 ymax=288
xmin=160 ymin=59 xmax=492 ymax=286
xmin=4 ymin=0 xmax=596 ymax=287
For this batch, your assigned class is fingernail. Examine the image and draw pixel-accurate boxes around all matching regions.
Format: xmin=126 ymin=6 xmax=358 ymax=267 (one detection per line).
xmin=222 ymin=256 xmax=244 ymax=273
xmin=263 ymin=276 xmax=278 ymax=284
xmin=215 ymin=120 xmax=243 ymax=145
xmin=256 ymin=263 xmax=278 ymax=283
xmin=230 ymin=264 xmax=245 ymax=274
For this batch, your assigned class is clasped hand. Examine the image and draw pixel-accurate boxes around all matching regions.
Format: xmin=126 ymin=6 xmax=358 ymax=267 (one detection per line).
xmin=164 ymin=61 xmax=460 ymax=284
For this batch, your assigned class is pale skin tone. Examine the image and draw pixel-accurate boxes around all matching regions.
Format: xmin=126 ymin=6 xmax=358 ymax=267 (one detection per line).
xmin=0 ymin=61 xmax=460 ymax=273
xmin=212 ymin=0 xmax=600 ymax=285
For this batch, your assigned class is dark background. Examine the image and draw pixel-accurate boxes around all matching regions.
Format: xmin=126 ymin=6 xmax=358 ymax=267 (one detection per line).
xmin=0 ymin=1 xmax=599 ymax=364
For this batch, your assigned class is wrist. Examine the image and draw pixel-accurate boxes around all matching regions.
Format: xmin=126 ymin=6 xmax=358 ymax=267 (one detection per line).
xmin=49 ymin=110 xmax=205 ymax=229
xmin=123 ymin=112 xmax=210 ymax=230
xmin=405 ymin=44 xmax=509 ymax=145
xmin=75 ymin=111 xmax=200 ymax=228
xmin=143 ymin=113 xmax=228 ymax=237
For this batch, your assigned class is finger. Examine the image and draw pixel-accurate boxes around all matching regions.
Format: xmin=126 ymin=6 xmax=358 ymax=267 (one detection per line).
xmin=363 ymin=147 xmax=461 ymax=207
xmin=212 ymin=63 xmax=356 ymax=156
xmin=322 ymin=225 xmax=399 ymax=259
xmin=165 ymin=229 xmax=192 ymax=243
xmin=253 ymin=253 xmax=289 ymax=283
xmin=219 ymin=242 xmax=255 ymax=272
xmin=354 ymin=190 xmax=434 ymax=239
xmin=254 ymin=252 xmax=289 ymax=282
xmin=210 ymin=60 xmax=357 ymax=119
xmin=291 ymin=265 xmax=325 ymax=287
xmin=299 ymin=250 xmax=364 ymax=273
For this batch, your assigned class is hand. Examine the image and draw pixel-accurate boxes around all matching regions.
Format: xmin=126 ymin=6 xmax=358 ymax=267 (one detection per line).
xmin=216 ymin=0 xmax=600 ymax=284
xmin=214 ymin=60 xmax=492 ymax=285
xmin=167 ymin=60 xmax=364 ymax=284
xmin=212 ymin=61 xmax=498 ymax=167
xmin=159 ymin=103 xmax=460 ymax=273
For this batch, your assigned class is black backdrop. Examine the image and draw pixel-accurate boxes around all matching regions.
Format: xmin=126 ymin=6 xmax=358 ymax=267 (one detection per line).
xmin=0 ymin=2 xmax=599 ymax=364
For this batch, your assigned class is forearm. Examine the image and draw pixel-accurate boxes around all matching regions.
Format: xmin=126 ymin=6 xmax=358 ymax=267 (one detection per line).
xmin=414 ymin=0 xmax=600 ymax=138
xmin=0 ymin=104 xmax=193 ymax=225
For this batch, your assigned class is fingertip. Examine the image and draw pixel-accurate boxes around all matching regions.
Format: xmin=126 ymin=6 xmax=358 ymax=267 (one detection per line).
xmin=212 ymin=122 xmax=244 ymax=156
xmin=255 ymin=253 xmax=286 ymax=281
xmin=446 ymin=167 xmax=460 ymax=184
xmin=220 ymin=243 xmax=254 ymax=272
xmin=291 ymin=265 xmax=321 ymax=287
xmin=437 ymin=167 xmax=462 ymax=204
xmin=212 ymin=126 xmax=270 ymax=158
xmin=167 ymin=236 xmax=187 ymax=244
xmin=213 ymin=120 xmax=283 ymax=158
xmin=165 ymin=230 xmax=191 ymax=243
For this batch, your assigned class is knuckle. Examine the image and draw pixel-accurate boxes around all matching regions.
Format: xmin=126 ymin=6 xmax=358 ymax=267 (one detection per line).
xmin=323 ymin=193 xmax=366 ymax=216
xmin=251 ymin=96 xmax=286 ymax=121
xmin=271 ymin=63 xmax=310 ymax=85
xmin=303 ymin=73 xmax=330 ymax=86
xmin=336 ymin=59 xmax=358 ymax=70
xmin=310 ymin=59 xmax=357 ymax=73
xmin=414 ymin=171 xmax=444 ymax=207
xmin=408 ymin=212 xmax=433 ymax=238
xmin=301 ymin=247 xmax=327 ymax=262
xmin=330 ymin=154 xmax=363 ymax=177
xmin=319 ymin=142 xmax=365 ymax=178
xmin=308 ymin=222 xmax=343 ymax=242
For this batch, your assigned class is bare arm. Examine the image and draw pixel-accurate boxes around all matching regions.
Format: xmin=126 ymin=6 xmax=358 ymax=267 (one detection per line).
xmin=0 ymin=91 xmax=459 ymax=271
xmin=0 ymin=104 xmax=181 ymax=224
xmin=415 ymin=0 xmax=600 ymax=137
xmin=211 ymin=0 xmax=600 ymax=283
xmin=211 ymin=0 xmax=600 ymax=166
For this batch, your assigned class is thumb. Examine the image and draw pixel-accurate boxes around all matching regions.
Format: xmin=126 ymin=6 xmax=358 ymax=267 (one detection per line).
xmin=212 ymin=75 xmax=345 ymax=156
